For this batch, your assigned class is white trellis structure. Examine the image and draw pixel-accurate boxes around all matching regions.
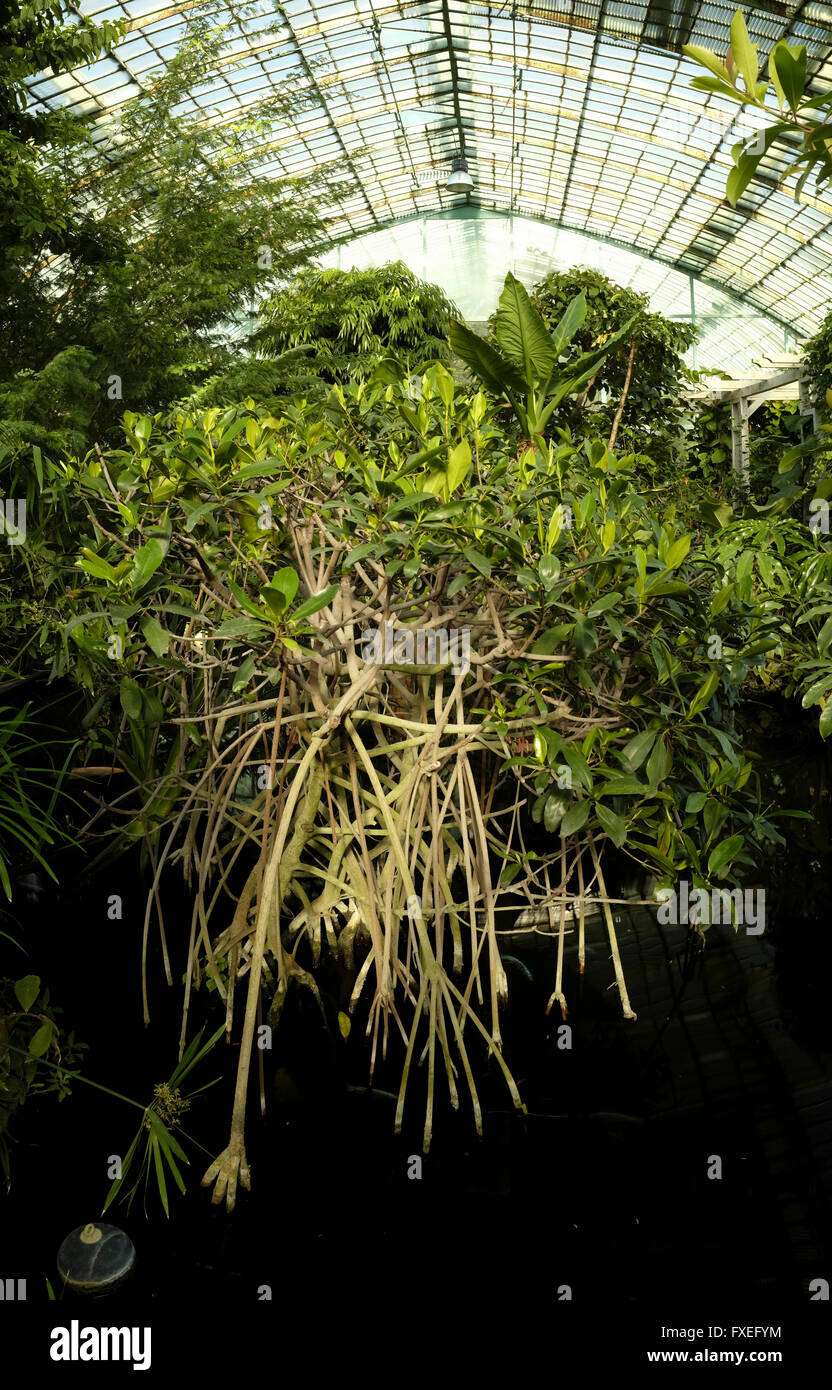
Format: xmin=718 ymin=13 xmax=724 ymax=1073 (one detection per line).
xmin=685 ymin=356 xmax=819 ymax=490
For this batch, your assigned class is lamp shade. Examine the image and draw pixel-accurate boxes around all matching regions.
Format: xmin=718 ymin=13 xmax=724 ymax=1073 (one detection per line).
xmin=446 ymin=154 xmax=474 ymax=193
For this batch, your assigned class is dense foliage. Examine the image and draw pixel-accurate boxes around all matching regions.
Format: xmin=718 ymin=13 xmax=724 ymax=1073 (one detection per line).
xmin=0 ymin=2 xmax=327 ymax=462
xmin=255 ymin=262 xmax=459 ymax=382
xmin=802 ymin=309 xmax=832 ymax=415
xmin=526 ymin=267 xmax=696 ymax=463
xmin=4 ymin=272 xmax=830 ymax=1212
xmin=0 ymin=0 xmax=124 ymax=307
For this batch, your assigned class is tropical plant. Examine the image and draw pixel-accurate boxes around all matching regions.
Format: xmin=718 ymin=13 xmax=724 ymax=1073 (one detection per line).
xmin=0 ymin=973 xmax=87 ymax=1191
xmin=35 ymin=335 xmax=826 ymax=1213
xmin=526 ymin=267 xmax=695 ymax=459
xmin=801 ymin=309 xmax=832 ymax=422
xmin=102 ymin=1024 xmax=224 ymax=1218
xmin=0 ymin=705 xmax=81 ymax=900
xmin=168 ymin=348 xmax=323 ymax=417
xmin=1 ymin=2 xmax=328 ymax=458
xmin=0 ymin=978 xmax=221 ymax=1211
xmin=680 ymin=394 xmax=809 ymax=502
xmin=450 ymin=272 xmax=637 ymax=446
xmin=255 ymin=262 xmax=459 ymax=381
xmin=684 ymin=9 xmax=832 ymax=203
xmin=0 ymin=0 xmax=124 ymax=317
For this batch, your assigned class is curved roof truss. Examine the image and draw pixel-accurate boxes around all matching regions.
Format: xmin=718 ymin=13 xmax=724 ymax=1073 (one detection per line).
xmin=28 ymin=0 xmax=832 ymax=340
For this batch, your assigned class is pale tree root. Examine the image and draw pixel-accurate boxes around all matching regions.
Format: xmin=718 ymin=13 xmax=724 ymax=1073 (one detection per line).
xmin=201 ymin=1137 xmax=251 ymax=1212
xmin=202 ymin=667 xmax=379 ymax=1211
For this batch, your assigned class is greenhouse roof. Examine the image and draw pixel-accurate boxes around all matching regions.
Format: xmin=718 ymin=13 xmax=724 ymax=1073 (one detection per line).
xmin=29 ymin=1 xmax=832 ymax=341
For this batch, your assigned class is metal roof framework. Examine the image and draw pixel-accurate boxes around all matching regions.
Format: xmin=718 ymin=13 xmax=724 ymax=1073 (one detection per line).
xmin=27 ymin=0 xmax=832 ymax=342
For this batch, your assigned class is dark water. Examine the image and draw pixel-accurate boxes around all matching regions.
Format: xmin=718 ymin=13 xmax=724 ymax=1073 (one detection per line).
xmin=1 ymin=698 xmax=831 ymax=1368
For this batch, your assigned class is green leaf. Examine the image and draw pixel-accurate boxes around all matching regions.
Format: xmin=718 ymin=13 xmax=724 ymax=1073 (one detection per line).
xmin=562 ymin=743 xmax=593 ymax=791
xmin=463 ymin=546 xmax=491 ymax=577
xmin=141 ymin=615 xmax=169 ymax=658
xmin=131 ymin=538 xmax=165 ymax=590
xmin=151 ymin=1136 xmax=170 ymax=1218
xmin=262 ymin=587 xmax=291 ymax=619
xmin=292 ymin=584 xmax=339 ymax=621
xmin=142 ymin=689 xmax=164 ymax=726
xmin=226 ymin=576 xmax=266 ymax=620
xmin=801 ymin=675 xmax=832 ymax=708
xmin=727 ymin=151 xmax=762 ymax=205
xmin=549 ymin=291 xmax=588 ymax=356
xmin=531 ymin=624 xmax=573 ymax=654
xmin=267 ymin=567 xmax=299 ymax=612
xmin=683 ymin=42 xmax=732 ymax=85
xmin=664 ymin=535 xmax=691 ymax=570
xmin=595 ymin=803 xmax=627 ymax=848
xmin=689 ymin=75 xmax=747 ymax=103
xmin=184 ymin=501 xmax=219 ymax=532
xmin=687 ymin=669 xmax=720 ymax=719
xmin=560 ymin=800 xmax=591 ymax=837
xmin=646 ymin=736 xmax=670 ymax=787
xmin=447 ymin=439 xmax=472 ymax=493
xmin=685 ymin=791 xmax=708 ymax=813
xmin=769 ymin=41 xmax=806 ymax=111
xmin=14 ymin=975 xmax=40 ymax=1012
xmin=708 ymin=833 xmax=745 ymax=875
xmin=619 ymin=728 xmax=658 ymax=773
xmin=29 ymin=1022 xmax=53 ymax=1058
xmin=449 ymin=319 xmax=526 ymax=398
xmin=573 ymin=617 xmax=598 ymax=657
xmin=538 ymin=553 xmax=560 ymax=589
xmin=597 ymin=775 xmax=649 ymax=797
xmin=710 ymin=584 xmax=734 ymax=617
xmin=77 ymin=550 xmax=120 ymax=583
xmin=232 ymin=655 xmax=256 ymax=691
xmin=213 ymin=617 xmax=270 ymax=640
xmin=495 ymin=272 xmax=557 ymax=387
xmin=587 ymin=591 xmax=622 ymax=616
xmin=120 ymin=675 xmax=143 ymax=720
xmin=820 ymin=701 xmax=832 ymax=739
xmin=543 ymin=792 xmax=570 ymax=832
xmin=730 ymin=11 xmax=758 ymax=93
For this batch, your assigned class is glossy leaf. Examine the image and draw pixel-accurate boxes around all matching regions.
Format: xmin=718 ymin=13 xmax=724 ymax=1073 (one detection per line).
xmin=708 ymin=833 xmax=745 ymax=875
xmin=560 ymin=800 xmax=591 ymax=837
xmin=495 ymin=272 xmax=557 ymax=387
xmin=141 ymin=615 xmax=169 ymax=658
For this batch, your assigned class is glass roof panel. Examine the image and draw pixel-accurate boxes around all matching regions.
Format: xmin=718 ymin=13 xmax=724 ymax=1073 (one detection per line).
xmin=319 ymin=208 xmax=794 ymax=372
xmin=26 ymin=0 xmax=832 ymax=339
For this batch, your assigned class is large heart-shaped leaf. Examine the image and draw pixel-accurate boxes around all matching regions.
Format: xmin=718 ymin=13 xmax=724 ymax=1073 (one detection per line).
xmin=495 ymin=272 xmax=557 ymax=388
